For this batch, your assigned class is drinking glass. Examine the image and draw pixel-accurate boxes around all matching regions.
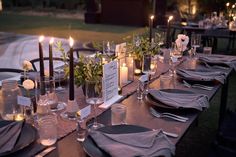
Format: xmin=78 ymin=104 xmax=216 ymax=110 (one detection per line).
xmin=0 ymin=80 xmax=23 ymax=120
xmin=103 ymin=41 xmax=115 ymax=57
xmin=55 ymin=68 xmax=65 ymax=91
xmin=191 ymin=33 xmax=201 ymax=56
xmin=85 ymin=79 xmax=104 ymax=130
xmin=38 ymin=113 xmax=57 ymax=146
xmin=111 ymin=103 xmax=127 ymax=125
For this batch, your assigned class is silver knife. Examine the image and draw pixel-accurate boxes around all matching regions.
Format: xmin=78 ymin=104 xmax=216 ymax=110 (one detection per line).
xmin=35 ymin=146 xmax=56 ymax=157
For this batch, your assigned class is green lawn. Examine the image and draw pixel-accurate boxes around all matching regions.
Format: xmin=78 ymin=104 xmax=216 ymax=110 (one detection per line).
xmin=0 ymin=12 xmax=145 ymax=42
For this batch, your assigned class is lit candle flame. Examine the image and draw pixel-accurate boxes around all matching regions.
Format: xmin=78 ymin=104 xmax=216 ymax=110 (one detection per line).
xmin=39 ymin=35 xmax=44 ymax=43
xmin=49 ymin=37 xmax=54 ymax=44
xmin=122 ymin=63 xmax=126 ymax=67
xmin=168 ymin=16 xmax=173 ymax=23
xmin=150 ymin=15 xmax=154 ymax=20
xmin=226 ymin=2 xmax=230 ymax=7
xmin=69 ymin=36 xmax=74 ymax=48
xmin=232 ymin=4 xmax=235 ymax=9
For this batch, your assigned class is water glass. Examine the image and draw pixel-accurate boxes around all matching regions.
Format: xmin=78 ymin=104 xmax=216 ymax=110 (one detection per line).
xmin=160 ymin=74 xmax=173 ymax=89
xmin=38 ymin=113 xmax=57 ymax=146
xmin=0 ymin=80 xmax=23 ymax=120
xmin=203 ymin=47 xmax=212 ymax=55
xmin=111 ymin=103 xmax=127 ymax=125
xmin=76 ymin=117 xmax=87 ymax=142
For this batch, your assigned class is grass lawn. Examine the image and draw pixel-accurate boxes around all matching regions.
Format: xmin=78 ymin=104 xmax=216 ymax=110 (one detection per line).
xmin=0 ymin=11 xmax=145 ymax=42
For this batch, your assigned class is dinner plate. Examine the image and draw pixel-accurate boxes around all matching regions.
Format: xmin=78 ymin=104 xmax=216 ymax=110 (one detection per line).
xmin=176 ymin=69 xmax=216 ymax=83
xmin=83 ymin=125 xmax=150 ymax=157
xmin=145 ymin=89 xmax=194 ymax=110
xmin=0 ymin=121 xmax=37 ymax=156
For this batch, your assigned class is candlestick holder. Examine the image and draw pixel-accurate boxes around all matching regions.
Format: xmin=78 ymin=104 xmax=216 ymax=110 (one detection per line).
xmin=118 ymin=55 xmax=134 ymax=88
xmin=60 ymin=99 xmax=79 ymax=120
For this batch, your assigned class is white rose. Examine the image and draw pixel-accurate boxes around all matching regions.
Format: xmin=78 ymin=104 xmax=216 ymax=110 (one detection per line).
xmin=175 ymin=34 xmax=189 ymax=51
xmin=23 ymin=79 xmax=35 ymax=90
xmin=22 ymin=60 xmax=33 ymax=71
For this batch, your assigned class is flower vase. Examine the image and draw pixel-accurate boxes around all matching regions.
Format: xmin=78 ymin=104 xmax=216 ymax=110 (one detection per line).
xmin=134 ymin=59 xmax=142 ymax=75
xmin=142 ymin=54 xmax=151 ymax=73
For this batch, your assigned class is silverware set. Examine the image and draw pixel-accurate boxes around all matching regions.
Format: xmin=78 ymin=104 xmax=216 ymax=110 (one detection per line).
xmin=183 ymin=80 xmax=214 ymax=91
xmin=150 ymin=107 xmax=189 ymax=123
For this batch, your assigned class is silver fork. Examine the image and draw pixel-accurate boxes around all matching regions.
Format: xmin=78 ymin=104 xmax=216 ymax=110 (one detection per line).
xmin=183 ymin=80 xmax=213 ymax=91
xmin=149 ymin=108 xmax=187 ymax=122
xmin=150 ymin=107 xmax=189 ymax=121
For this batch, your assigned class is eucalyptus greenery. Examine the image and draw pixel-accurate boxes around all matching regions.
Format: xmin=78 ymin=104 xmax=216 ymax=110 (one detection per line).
xmin=124 ymin=31 xmax=161 ymax=61
xmin=55 ymin=41 xmax=103 ymax=87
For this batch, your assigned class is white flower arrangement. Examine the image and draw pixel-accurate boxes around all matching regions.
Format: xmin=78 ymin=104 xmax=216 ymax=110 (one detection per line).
xmin=175 ymin=34 xmax=189 ymax=52
xmin=22 ymin=60 xmax=33 ymax=71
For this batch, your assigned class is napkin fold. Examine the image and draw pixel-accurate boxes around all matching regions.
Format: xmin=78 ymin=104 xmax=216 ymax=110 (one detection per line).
xmin=199 ymin=55 xmax=236 ymax=71
xmin=176 ymin=68 xmax=226 ymax=84
xmin=89 ymin=129 xmax=175 ymax=157
xmin=0 ymin=121 xmax=23 ymax=154
xmin=149 ymin=89 xmax=209 ymax=111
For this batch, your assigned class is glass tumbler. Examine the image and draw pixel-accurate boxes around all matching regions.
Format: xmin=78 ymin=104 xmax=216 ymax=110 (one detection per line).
xmin=111 ymin=103 xmax=127 ymax=125
xmin=38 ymin=113 xmax=57 ymax=146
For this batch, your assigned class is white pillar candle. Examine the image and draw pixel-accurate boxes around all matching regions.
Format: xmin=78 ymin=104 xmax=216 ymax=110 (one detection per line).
xmin=120 ymin=63 xmax=128 ymax=85
xmin=126 ymin=55 xmax=134 ymax=80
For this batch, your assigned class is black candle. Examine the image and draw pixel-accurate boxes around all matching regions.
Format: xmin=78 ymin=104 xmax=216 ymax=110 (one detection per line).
xmin=149 ymin=15 xmax=154 ymax=43
xmin=166 ymin=16 xmax=173 ymax=48
xmin=69 ymin=37 xmax=74 ymax=100
xmin=39 ymin=36 xmax=46 ymax=95
xmin=49 ymin=38 xmax=54 ymax=78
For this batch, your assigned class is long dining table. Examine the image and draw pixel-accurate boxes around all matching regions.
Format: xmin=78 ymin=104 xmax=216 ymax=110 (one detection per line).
xmin=2 ymin=54 xmax=234 ymax=157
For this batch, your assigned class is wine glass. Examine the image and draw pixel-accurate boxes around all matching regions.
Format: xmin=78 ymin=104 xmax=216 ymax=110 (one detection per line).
xmin=103 ymin=41 xmax=115 ymax=57
xmin=191 ymin=33 xmax=201 ymax=57
xmin=85 ymin=79 xmax=104 ymax=130
xmin=55 ymin=68 xmax=65 ymax=91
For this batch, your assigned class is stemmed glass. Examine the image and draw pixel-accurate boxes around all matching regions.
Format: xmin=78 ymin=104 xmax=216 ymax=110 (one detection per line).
xmin=103 ymin=41 xmax=115 ymax=57
xmin=55 ymin=68 xmax=65 ymax=91
xmin=191 ymin=33 xmax=201 ymax=57
xmin=85 ymin=79 xmax=104 ymax=130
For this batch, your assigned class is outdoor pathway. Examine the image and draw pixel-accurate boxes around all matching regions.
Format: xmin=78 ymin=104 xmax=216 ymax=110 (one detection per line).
xmin=0 ymin=32 xmax=95 ymax=80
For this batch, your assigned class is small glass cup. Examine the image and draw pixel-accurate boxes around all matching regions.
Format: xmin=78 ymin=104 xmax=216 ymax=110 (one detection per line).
xmin=111 ymin=103 xmax=127 ymax=125
xmin=76 ymin=117 xmax=87 ymax=142
xmin=203 ymin=47 xmax=212 ymax=55
xmin=160 ymin=74 xmax=173 ymax=89
xmin=38 ymin=113 xmax=57 ymax=146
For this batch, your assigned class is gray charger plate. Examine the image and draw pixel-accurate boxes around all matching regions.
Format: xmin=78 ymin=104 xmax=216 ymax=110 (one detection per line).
xmin=145 ymin=89 xmax=194 ymax=110
xmin=83 ymin=125 xmax=150 ymax=157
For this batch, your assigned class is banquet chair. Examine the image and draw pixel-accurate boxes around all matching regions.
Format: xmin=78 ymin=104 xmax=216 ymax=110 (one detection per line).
xmin=29 ymin=57 xmax=65 ymax=72
xmin=0 ymin=68 xmax=24 ymax=81
xmin=70 ymin=47 xmax=102 ymax=58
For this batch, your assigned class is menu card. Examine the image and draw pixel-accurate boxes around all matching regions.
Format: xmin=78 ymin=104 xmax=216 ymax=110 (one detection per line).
xmin=99 ymin=60 xmax=122 ymax=109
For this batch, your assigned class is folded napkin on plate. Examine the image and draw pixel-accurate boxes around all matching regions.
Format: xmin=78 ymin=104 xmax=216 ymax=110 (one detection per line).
xmin=89 ymin=129 xmax=175 ymax=157
xmin=0 ymin=121 xmax=23 ymax=153
xmin=199 ymin=55 xmax=236 ymax=71
xmin=149 ymin=90 xmax=209 ymax=111
xmin=176 ymin=68 xmax=226 ymax=84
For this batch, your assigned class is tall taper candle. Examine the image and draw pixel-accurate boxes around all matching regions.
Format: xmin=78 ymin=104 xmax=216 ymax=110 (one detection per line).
xmin=49 ymin=37 xmax=54 ymax=78
xmin=166 ymin=15 xmax=173 ymax=48
xmin=69 ymin=37 xmax=74 ymax=100
xmin=39 ymin=36 xmax=46 ymax=95
xmin=149 ymin=15 xmax=154 ymax=43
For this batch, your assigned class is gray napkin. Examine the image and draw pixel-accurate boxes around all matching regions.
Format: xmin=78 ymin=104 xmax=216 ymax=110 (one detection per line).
xmin=89 ymin=129 xmax=175 ymax=157
xmin=199 ymin=55 xmax=236 ymax=71
xmin=0 ymin=121 xmax=23 ymax=153
xmin=176 ymin=68 xmax=226 ymax=84
xmin=149 ymin=89 xmax=209 ymax=111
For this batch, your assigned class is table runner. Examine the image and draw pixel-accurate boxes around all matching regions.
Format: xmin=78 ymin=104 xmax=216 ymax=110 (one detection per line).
xmin=54 ymin=58 xmax=185 ymax=139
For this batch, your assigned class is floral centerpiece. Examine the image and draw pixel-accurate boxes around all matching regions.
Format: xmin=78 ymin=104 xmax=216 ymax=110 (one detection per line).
xmin=55 ymin=41 xmax=104 ymax=92
xmin=124 ymin=31 xmax=160 ymax=73
xmin=174 ymin=34 xmax=189 ymax=55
